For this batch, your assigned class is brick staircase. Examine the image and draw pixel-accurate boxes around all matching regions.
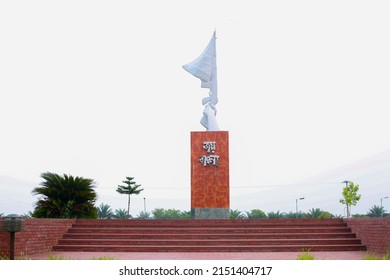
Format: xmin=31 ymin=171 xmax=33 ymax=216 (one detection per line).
xmin=52 ymin=219 xmax=366 ymax=252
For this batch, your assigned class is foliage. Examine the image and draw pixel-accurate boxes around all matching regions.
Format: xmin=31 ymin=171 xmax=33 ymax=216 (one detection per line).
xmin=31 ymin=172 xmax=98 ymax=218
xmin=284 ymin=211 xmax=305 ymax=219
xmin=152 ymin=208 xmax=190 ymax=219
xmin=230 ymin=209 xmax=245 ymax=219
xmin=297 ymin=249 xmax=315 ymax=260
xmin=318 ymin=211 xmax=334 ymax=219
xmin=339 ymin=181 xmax=361 ymax=218
xmin=0 ymin=213 xmax=3 ymax=217
xmin=97 ymin=203 xmax=114 ymax=219
xmin=245 ymin=209 xmax=267 ymax=219
xmin=267 ymin=211 xmax=285 ymax=219
xmin=352 ymin=214 xmax=367 ymax=218
xmin=116 ymin=177 xmax=143 ymax=216
xmin=364 ymin=251 xmax=390 ymax=260
xmin=113 ymin=208 xmax=132 ymax=219
xmin=21 ymin=212 xmax=33 ymax=218
xmin=47 ymin=254 xmax=67 ymax=260
xmin=305 ymin=208 xmax=323 ymax=218
xmin=304 ymin=208 xmax=334 ymax=219
xmin=91 ymin=256 xmax=119 ymax=260
xmin=136 ymin=211 xmax=151 ymax=219
xmin=367 ymin=205 xmax=387 ymax=217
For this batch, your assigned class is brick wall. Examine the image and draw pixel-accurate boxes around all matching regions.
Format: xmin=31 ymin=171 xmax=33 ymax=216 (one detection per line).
xmin=344 ymin=218 xmax=390 ymax=253
xmin=0 ymin=218 xmax=75 ymax=258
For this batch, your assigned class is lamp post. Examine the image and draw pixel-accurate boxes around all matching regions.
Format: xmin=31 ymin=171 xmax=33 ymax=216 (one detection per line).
xmin=143 ymin=197 xmax=146 ymax=213
xmin=2 ymin=214 xmax=23 ymax=260
xmin=380 ymin=196 xmax=388 ymax=217
xmin=296 ymin=197 xmax=305 ymax=219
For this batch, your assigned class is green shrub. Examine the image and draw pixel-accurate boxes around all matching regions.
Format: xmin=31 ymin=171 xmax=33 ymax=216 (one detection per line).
xmin=297 ymin=249 xmax=315 ymax=260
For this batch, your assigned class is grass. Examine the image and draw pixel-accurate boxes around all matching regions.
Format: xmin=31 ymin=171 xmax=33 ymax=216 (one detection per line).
xmin=91 ymin=256 xmax=119 ymax=260
xmin=47 ymin=254 xmax=118 ymax=260
xmin=297 ymin=249 xmax=315 ymax=260
xmin=364 ymin=252 xmax=390 ymax=260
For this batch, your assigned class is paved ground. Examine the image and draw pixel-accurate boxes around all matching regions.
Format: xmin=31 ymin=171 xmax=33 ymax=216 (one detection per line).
xmin=27 ymin=251 xmax=367 ymax=260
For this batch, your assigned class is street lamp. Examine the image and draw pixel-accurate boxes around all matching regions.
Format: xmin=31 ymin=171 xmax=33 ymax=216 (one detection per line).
xmin=380 ymin=196 xmax=388 ymax=217
xmin=143 ymin=197 xmax=146 ymax=213
xmin=296 ymin=197 xmax=305 ymax=219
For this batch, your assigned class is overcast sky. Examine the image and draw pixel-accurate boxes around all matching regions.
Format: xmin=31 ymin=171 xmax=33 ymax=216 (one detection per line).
xmin=1 ymin=1 xmax=389 ymax=216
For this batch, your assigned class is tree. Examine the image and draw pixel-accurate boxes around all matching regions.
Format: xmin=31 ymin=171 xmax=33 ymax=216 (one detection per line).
xmin=116 ymin=177 xmax=143 ymax=216
xmin=230 ymin=209 xmax=245 ymax=219
xmin=339 ymin=181 xmax=361 ymax=218
xmin=367 ymin=205 xmax=387 ymax=217
xmin=32 ymin=172 xmax=97 ymax=218
xmin=136 ymin=211 xmax=151 ymax=219
xmin=113 ymin=208 xmax=131 ymax=219
xmin=152 ymin=208 xmax=190 ymax=219
xmin=97 ymin=203 xmax=114 ymax=219
xmin=306 ymin=208 xmax=323 ymax=218
xmin=285 ymin=211 xmax=305 ymax=219
xmin=318 ymin=211 xmax=334 ymax=219
xmin=267 ymin=211 xmax=285 ymax=219
xmin=245 ymin=209 xmax=267 ymax=219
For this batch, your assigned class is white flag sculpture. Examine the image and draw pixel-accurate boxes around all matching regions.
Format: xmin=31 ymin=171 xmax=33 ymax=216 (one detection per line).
xmin=183 ymin=31 xmax=220 ymax=131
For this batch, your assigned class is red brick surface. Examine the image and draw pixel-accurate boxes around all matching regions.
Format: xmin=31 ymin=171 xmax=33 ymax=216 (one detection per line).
xmin=191 ymin=131 xmax=229 ymax=208
xmin=0 ymin=218 xmax=75 ymax=258
xmin=344 ymin=218 xmax=390 ymax=253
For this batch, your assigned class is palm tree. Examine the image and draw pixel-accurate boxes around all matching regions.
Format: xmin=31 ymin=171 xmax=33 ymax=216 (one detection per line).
xmin=116 ymin=177 xmax=143 ymax=216
xmin=230 ymin=209 xmax=245 ymax=219
xmin=114 ymin=208 xmax=131 ymax=219
xmin=306 ymin=208 xmax=323 ymax=218
xmin=267 ymin=211 xmax=285 ymax=219
xmin=32 ymin=172 xmax=97 ymax=218
xmin=136 ymin=211 xmax=151 ymax=219
xmin=245 ymin=209 xmax=267 ymax=219
xmin=97 ymin=203 xmax=114 ymax=219
xmin=285 ymin=211 xmax=305 ymax=219
xmin=367 ymin=205 xmax=387 ymax=217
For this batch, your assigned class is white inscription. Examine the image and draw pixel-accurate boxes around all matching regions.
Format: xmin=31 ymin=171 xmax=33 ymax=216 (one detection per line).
xmin=199 ymin=141 xmax=220 ymax=167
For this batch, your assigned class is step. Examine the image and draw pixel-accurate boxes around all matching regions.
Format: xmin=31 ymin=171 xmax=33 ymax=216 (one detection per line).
xmin=57 ymin=238 xmax=362 ymax=246
xmin=62 ymin=232 xmax=357 ymax=240
xmin=67 ymin=226 xmax=352 ymax=234
xmin=72 ymin=219 xmax=347 ymax=228
xmin=53 ymin=218 xmax=366 ymax=253
xmin=52 ymin=244 xmax=367 ymax=252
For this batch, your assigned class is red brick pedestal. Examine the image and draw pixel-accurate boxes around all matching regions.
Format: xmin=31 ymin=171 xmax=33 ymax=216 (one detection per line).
xmin=191 ymin=131 xmax=230 ymax=219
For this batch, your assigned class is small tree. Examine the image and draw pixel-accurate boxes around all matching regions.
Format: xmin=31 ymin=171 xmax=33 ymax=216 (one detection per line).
xmin=136 ymin=211 xmax=151 ymax=219
xmin=339 ymin=181 xmax=361 ymax=218
xmin=97 ymin=203 xmax=114 ymax=219
xmin=116 ymin=177 xmax=143 ymax=216
xmin=230 ymin=209 xmax=245 ymax=219
xmin=267 ymin=211 xmax=285 ymax=219
xmin=367 ymin=205 xmax=387 ymax=217
xmin=114 ymin=208 xmax=131 ymax=219
xmin=32 ymin=172 xmax=98 ymax=218
xmin=245 ymin=209 xmax=267 ymax=219
xmin=306 ymin=208 xmax=323 ymax=218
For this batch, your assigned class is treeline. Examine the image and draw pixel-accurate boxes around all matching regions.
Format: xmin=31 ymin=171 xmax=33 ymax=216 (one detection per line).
xmin=93 ymin=205 xmax=389 ymax=220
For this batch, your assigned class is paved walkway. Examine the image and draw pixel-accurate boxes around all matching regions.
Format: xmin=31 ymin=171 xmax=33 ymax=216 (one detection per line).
xmin=28 ymin=251 xmax=367 ymax=260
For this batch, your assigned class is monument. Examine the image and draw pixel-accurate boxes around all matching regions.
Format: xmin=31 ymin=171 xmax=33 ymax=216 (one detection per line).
xmin=183 ymin=31 xmax=230 ymax=219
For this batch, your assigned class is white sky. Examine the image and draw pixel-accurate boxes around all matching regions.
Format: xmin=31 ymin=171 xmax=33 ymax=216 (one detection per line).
xmin=1 ymin=1 xmax=390 ymax=216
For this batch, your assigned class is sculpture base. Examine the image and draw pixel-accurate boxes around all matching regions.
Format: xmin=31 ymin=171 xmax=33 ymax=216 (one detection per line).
xmin=191 ymin=131 xmax=230 ymax=220
xmin=191 ymin=208 xmax=230 ymax=219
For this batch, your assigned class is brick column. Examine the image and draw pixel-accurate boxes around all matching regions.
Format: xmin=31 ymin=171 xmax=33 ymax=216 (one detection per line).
xmin=191 ymin=131 xmax=229 ymax=219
